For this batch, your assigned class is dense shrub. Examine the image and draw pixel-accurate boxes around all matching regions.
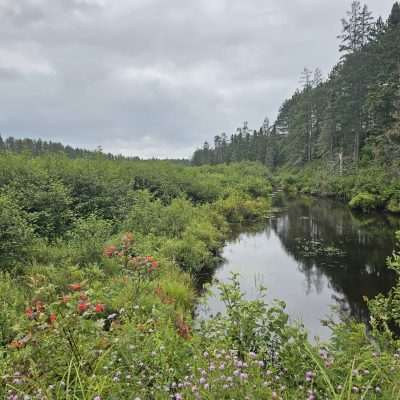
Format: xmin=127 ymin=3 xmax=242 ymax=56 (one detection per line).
xmin=216 ymin=191 xmax=270 ymax=223
xmin=279 ymin=161 xmax=400 ymax=214
xmin=388 ymin=193 xmax=400 ymax=213
xmin=66 ymin=214 xmax=113 ymax=266
xmin=349 ymin=192 xmax=382 ymax=212
xmin=0 ymin=194 xmax=35 ymax=268
xmin=368 ymin=231 xmax=400 ymax=342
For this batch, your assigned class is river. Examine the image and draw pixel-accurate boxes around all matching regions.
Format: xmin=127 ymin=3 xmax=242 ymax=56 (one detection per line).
xmin=198 ymin=192 xmax=400 ymax=340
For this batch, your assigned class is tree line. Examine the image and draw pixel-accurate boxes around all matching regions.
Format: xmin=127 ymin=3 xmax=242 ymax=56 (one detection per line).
xmin=0 ymin=135 xmax=190 ymax=164
xmin=0 ymin=135 xmax=136 ymax=160
xmin=192 ymin=1 xmax=400 ymax=171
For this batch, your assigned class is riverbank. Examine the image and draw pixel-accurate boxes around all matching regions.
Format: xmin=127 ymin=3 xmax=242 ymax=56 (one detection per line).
xmin=277 ymin=161 xmax=400 ymax=214
xmin=1 ymin=156 xmax=400 ymax=398
xmin=199 ymin=193 xmax=400 ymax=341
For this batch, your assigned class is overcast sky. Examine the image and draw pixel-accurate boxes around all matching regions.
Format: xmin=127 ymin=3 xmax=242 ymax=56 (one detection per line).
xmin=0 ymin=0 xmax=395 ymax=158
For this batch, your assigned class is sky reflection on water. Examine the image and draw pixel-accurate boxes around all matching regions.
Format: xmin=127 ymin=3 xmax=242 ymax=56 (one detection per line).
xmin=199 ymin=194 xmax=400 ymax=340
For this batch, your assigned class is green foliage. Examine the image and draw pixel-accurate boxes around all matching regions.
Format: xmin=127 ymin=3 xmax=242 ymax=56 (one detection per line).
xmin=278 ymin=162 xmax=400 ymax=214
xmin=1 ymin=233 xmax=400 ymax=399
xmin=2 ymin=140 xmax=400 ymax=397
xmin=216 ymin=191 xmax=270 ymax=223
xmin=368 ymin=231 xmax=400 ymax=342
xmin=0 ymin=194 xmax=35 ymax=268
xmin=5 ymin=176 xmax=74 ymax=240
xmin=388 ymin=193 xmax=400 ymax=213
xmin=160 ymin=234 xmax=212 ymax=272
xmin=192 ymin=3 xmax=400 ymax=177
xmin=349 ymin=192 xmax=382 ymax=212
xmin=67 ymin=214 xmax=113 ymax=266
xmin=0 ymin=274 xmax=25 ymax=346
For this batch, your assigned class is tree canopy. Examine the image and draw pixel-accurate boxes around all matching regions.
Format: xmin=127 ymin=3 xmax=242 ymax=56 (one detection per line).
xmin=192 ymin=2 xmax=400 ymax=171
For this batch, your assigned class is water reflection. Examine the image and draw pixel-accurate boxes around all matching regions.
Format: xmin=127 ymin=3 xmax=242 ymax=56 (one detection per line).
xmin=199 ymin=193 xmax=400 ymax=340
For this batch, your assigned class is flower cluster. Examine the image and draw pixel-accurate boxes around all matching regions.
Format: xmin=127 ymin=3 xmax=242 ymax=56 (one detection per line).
xmin=103 ymin=232 xmax=135 ymax=259
xmin=8 ymin=280 xmax=111 ymax=353
xmin=128 ymin=256 xmax=159 ymax=274
xmin=102 ymin=233 xmax=160 ymax=275
xmin=63 ymin=283 xmax=107 ymax=316
xmin=164 ymin=349 xmax=276 ymax=398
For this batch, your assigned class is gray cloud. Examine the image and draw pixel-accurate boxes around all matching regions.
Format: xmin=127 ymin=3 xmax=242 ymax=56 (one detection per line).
xmin=0 ymin=0 xmax=394 ymax=158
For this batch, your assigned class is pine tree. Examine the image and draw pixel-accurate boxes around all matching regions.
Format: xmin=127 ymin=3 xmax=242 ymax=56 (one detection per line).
xmin=191 ymin=2 xmax=400 ymax=168
xmin=388 ymin=2 xmax=400 ymax=27
xmin=300 ymin=68 xmax=314 ymax=161
xmin=338 ymin=1 xmax=361 ymax=53
xmin=300 ymin=68 xmax=313 ymax=89
xmin=369 ymin=16 xmax=386 ymax=41
xmin=338 ymin=1 xmax=373 ymax=54
xmin=359 ymin=4 xmax=374 ymax=47
xmin=313 ymin=68 xmax=323 ymax=87
xmin=388 ymin=74 xmax=400 ymax=144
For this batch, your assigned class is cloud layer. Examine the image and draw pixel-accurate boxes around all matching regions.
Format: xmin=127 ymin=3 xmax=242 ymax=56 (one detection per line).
xmin=0 ymin=0 xmax=394 ymax=158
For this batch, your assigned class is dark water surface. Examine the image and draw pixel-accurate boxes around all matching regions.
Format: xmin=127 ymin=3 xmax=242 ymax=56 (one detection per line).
xmin=199 ymin=193 xmax=400 ymax=340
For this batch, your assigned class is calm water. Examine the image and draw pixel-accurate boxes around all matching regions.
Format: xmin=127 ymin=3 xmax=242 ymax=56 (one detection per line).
xmin=198 ymin=193 xmax=400 ymax=340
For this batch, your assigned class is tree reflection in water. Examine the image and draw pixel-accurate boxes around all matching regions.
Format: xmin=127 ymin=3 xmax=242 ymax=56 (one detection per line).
xmin=199 ymin=193 xmax=400 ymax=339
xmin=271 ymin=193 xmax=399 ymax=325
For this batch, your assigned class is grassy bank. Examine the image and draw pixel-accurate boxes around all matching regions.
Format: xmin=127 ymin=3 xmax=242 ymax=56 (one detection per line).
xmin=277 ymin=161 xmax=400 ymax=214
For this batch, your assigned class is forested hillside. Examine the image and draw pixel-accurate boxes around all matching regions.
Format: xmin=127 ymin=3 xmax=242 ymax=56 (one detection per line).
xmin=192 ymin=1 xmax=400 ymax=171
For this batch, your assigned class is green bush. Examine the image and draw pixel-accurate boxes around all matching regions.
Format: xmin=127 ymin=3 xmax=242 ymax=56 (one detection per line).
xmin=6 ymin=178 xmax=74 ymax=240
xmin=349 ymin=192 xmax=382 ymax=212
xmin=216 ymin=191 xmax=270 ymax=223
xmin=160 ymin=233 xmax=214 ymax=272
xmin=0 ymin=194 xmax=35 ymax=268
xmin=387 ymin=193 xmax=400 ymax=213
xmin=67 ymin=214 xmax=113 ymax=266
xmin=368 ymin=231 xmax=400 ymax=342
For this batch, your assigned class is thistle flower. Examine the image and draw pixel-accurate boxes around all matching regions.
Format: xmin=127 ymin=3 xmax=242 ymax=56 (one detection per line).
xmin=240 ymin=372 xmax=248 ymax=380
xmin=305 ymin=371 xmax=315 ymax=382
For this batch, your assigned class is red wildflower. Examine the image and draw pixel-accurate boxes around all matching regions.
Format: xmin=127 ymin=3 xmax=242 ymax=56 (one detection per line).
xmin=146 ymin=255 xmax=154 ymax=262
xmin=95 ymin=303 xmax=105 ymax=313
xmin=68 ymin=283 xmax=82 ymax=291
xmin=149 ymin=260 xmax=159 ymax=272
xmin=49 ymin=313 xmax=57 ymax=323
xmin=103 ymin=245 xmax=117 ymax=258
xmin=25 ymin=307 xmax=34 ymax=320
xmin=175 ymin=316 xmax=192 ymax=340
xmin=77 ymin=302 xmax=90 ymax=313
